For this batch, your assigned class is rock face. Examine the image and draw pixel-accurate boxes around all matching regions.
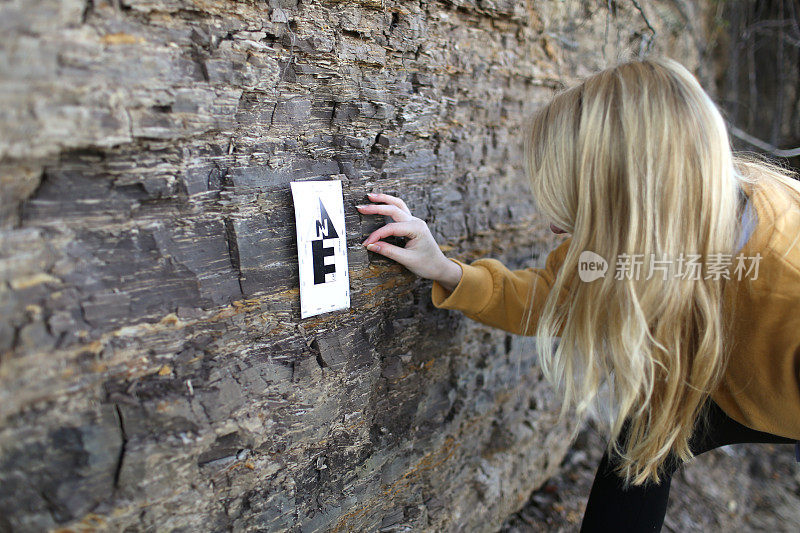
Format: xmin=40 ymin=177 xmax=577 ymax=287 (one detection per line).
xmin=0 ymin=1 xmax=705 ymax=531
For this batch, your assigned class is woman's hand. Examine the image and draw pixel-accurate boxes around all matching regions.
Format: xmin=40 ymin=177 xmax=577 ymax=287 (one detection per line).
xmin=357 ymin=192 xmax=463 ymax=292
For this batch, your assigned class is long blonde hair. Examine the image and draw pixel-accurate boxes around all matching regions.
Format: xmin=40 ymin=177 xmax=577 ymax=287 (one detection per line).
xmin=522 ymin=57 xmax=800 ymax=486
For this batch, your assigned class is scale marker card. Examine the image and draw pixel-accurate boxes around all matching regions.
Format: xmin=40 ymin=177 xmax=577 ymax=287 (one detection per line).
xmin=290 ymin=180 xmax=350 ymax=318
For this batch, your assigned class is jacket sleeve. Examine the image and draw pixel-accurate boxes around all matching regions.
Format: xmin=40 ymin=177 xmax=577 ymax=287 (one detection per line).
xmin=430 ymin=237 xmax=573 ymax=336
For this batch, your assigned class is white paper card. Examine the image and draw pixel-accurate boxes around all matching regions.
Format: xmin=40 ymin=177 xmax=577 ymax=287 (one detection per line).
xmin=290 ymin=180 xmax=350 ymax=318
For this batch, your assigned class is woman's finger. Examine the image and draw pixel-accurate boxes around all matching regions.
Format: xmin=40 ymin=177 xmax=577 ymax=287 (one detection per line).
xmin=366 ymin=192 xmax=412 ymax=215
xmin=356 ymin=203 xmax=413 ymax=222
xmin=365 ymin=240 xmax=411 ymax=263
xmin=362 ymin=221 xmax=418 ymax=246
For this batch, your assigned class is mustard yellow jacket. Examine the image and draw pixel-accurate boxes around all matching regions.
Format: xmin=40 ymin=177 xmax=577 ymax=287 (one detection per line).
xmin=431 ymin=178 xmax=800 ymax=440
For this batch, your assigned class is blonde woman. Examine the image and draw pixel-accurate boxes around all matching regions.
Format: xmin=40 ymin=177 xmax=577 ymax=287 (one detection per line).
xmin=356 ymin=57 xmax=800 ymax=531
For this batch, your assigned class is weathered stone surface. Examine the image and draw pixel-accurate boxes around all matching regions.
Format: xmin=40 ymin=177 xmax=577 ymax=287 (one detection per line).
xmin=0 ymin=0 xmax=705 ymax=531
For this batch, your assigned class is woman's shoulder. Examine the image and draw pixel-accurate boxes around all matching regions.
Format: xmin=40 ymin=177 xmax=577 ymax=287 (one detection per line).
xmin=740 ymin=176 xmax=800 ymax=295
xmin=745 ymin=177 xmax=800 ymax=253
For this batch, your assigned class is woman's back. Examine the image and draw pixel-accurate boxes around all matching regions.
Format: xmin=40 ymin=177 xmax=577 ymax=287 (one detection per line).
xmin=713 ymin=175 xmax=800 ymax=440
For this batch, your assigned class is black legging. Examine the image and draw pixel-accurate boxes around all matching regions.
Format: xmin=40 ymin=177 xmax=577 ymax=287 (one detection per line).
xmin=580 ymin=400 xmax=797 ymax=532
